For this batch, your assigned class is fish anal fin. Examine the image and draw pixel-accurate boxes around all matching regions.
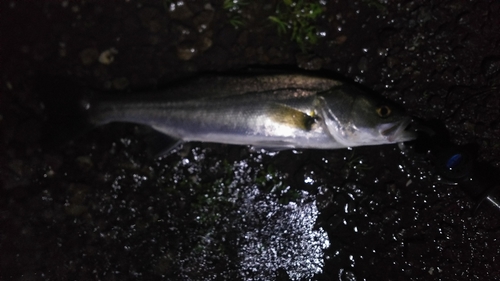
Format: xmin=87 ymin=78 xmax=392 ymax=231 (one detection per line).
xmin=143 ymin=130 xmax=183 ymax=158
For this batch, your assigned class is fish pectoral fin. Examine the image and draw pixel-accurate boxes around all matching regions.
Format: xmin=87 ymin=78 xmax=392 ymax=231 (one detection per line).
xmin=267 ymin=103 xmax=318 ymax=131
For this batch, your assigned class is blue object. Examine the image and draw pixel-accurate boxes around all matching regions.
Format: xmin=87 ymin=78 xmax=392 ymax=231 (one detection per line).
xmin=446 ymin=153 xmax=463 ymax=169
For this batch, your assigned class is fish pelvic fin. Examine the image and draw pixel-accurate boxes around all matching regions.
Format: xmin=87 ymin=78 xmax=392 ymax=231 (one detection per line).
xmin=267 ymin=103 xmax=318 ymax=131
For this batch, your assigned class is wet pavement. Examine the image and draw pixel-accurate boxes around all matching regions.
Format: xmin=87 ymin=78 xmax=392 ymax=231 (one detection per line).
xmin=1 ymin=0 xmax=500 ymax=280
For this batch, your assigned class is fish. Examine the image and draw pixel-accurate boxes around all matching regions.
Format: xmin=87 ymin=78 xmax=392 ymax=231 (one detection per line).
xmin=40 ymin=72 xmax=416 ymax=154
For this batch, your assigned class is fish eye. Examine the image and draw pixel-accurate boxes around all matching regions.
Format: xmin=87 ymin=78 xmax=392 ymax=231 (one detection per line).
xmin=376 ymin=105 xmax=391 ymax=118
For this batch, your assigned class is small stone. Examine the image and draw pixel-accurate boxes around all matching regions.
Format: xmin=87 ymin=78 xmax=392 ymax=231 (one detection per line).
xmin=139 ymin=7 xmax=165 ymax=33
xmin=296 ymin=54 xmax=323 ymax=70
xmin=244 ymin=47 xmax=256 ymax=58
xmin=171 ymin=23 xmax=194 ymax=42
xmin=481 ymin=56 xmax=500 ymax=78
xmin=197 ymin=36 xmax=212 ymax=52
xmin=68 ymin=183 xmax=90 ymax=204
xmin=46 ymin=169 xmax=55 ymax=178
xmin=386 ymin=56 xmax=399 ymax=69
xmin=333 ymin=35 xmax=347 ymax=45
xmin=98 ymin=48 xmax=118 ymax=65
xmin=65 ymin=204 xmax=88 ymax=216
xmin=204 ymin=3 xmax=213 ymax=10
xmin=357 ymin=56 xmax=368 ymax=72
xmin=148 ymin=35 xmax=161 ymax=45
xmin=79 ymin=48 xmax=99 ymax=65
xmin=8 ymin=160 xmax=24 ymax=176
xmin=237 ymin=31 xmax=248 ymax=47
xmin=112 ymin=77 xmax=130 ymax=90
xmin=463 ymin=121 xmax=475 ymax=133
xmin=377 ymin=47 xmax=388 ymax=57
xmin=76 ymin=156 xmax=93 ymax=171
xmin=193 ymin=10 xmax=214 ymax=33
xmin=59 ymin=42 xmax=67 ymax=57
xmin=168 ymin=1 xmax=193 ymax=20
xmin=176 ymin=43 xmax=198 ymax=61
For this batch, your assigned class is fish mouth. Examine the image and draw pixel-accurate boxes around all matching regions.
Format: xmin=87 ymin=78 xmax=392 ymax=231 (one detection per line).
xmin=380 ymin=117 xmax=417 ymax=143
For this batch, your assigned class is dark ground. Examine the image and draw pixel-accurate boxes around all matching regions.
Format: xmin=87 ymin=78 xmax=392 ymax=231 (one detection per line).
xmin=1 ymin=0 xmax=500 ymax=280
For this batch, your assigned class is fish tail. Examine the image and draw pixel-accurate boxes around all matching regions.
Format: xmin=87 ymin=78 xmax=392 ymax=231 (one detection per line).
xmin=37 ymin=77 xmax=95 ymax=150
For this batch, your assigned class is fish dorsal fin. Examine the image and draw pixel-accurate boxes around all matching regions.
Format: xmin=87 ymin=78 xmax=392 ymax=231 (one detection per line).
xmin=267 ymin=103 xmax=318 ymax=131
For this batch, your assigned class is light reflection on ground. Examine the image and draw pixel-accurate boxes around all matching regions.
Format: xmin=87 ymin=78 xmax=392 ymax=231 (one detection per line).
xmin=237 ymin=189 xmax=329 ymax=280
xmin=165 ymin=153 xmax=330 ymax=280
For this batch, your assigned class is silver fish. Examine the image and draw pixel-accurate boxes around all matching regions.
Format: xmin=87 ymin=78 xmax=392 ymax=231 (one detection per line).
xmin=78 ymin=73 xmax=415 ymax=151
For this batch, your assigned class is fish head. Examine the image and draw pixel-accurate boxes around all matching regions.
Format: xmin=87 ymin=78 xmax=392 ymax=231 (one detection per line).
xmin=318 ymin=85 xmax=416 ymax=147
